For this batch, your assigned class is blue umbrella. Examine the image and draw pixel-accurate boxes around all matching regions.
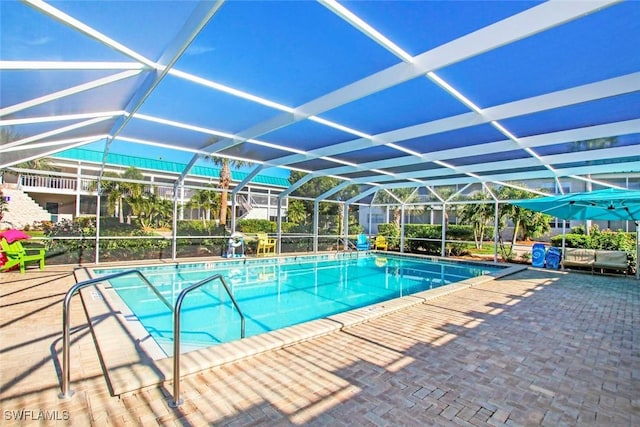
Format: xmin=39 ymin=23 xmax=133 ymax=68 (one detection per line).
xmin=511 ymin=188 xmax=640 ymax=221
xmin=511 ymin=188 xmax=640 ymax=278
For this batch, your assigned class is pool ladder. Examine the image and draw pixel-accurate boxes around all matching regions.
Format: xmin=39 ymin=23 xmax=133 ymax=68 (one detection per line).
xmin=169 ymin=273 xmax=244 ymax=407
xmin=335 ymin=238 xmax=361 ymax=261
xmin=59 ymin=269 xmax=245 ymax=408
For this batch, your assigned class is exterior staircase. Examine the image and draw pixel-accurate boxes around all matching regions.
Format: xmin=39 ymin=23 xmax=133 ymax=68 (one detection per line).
xmin=0 ymin=186 xmax=52 ymax=229
xmin=237 ymin=194 xmax=254 ymax=220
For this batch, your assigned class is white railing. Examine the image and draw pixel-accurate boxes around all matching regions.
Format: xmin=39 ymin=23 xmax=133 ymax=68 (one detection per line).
xmin=19 ymin=174 xmax=101 ymax=193
xmin=155 ymin=186 xmax=174 ymax=199
xmin=80 ymin=179 xmax=95 ymax=192
xmin=20 ymin=174 xmax=76 ymax=191
xmin=246 ymin=194 xmax=287 ymax=208
xmin=18 ymin=175 xmax=290 ymax=210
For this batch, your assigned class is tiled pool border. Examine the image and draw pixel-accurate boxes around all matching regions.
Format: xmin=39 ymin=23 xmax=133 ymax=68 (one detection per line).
xmin=77 ymin=252 xmax=526 ymax=396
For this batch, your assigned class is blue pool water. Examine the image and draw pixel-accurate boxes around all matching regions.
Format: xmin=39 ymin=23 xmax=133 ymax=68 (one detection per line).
xmin=94 ymin=254 xmax=501 ymax=349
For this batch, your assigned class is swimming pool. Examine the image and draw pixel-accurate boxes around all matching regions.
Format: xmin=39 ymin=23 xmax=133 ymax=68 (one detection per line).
xmin=94 ymin=254 xmax=503 ymax=352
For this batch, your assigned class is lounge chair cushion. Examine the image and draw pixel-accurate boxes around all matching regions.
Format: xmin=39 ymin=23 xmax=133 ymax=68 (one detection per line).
xmin=593 ymin=250 xmax=629 ymax=273
xmin=562 ymin=248 xmax=595 ymax=268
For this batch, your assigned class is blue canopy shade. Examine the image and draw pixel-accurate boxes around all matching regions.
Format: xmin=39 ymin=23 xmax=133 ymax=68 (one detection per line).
xmin=511 ymin=189 xmax=640 ymax=221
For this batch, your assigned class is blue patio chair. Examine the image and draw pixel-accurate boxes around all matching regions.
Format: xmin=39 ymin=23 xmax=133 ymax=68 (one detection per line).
xmin=355 ymin=234 xmax=369 ymax=251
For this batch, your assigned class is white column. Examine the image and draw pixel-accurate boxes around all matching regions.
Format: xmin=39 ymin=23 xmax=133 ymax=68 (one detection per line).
xmin=313 ymin=200 xmax=319 ymax=253
xmin=441 ymin=203 xmax=447 ymax=257
xmin=75 ymin=165 xmax=82 ymax=217
xmin=343 ymin=202 xmax=349 ymax=248
xmin=400 ymin=204 xmax=406 ymax=254
xmin=276 ymin=197 xmax=283 ymax=254
xmin=179 ymin=185 xmax=185 ymax=220
xmin=95 ymin=189 xmax=101 ymax=264
xmin=494 ymin=202 xmax=499 ymax=263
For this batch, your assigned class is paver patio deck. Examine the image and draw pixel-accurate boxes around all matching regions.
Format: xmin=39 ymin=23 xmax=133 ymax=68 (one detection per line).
xmin=1 ymin=264 xmax=638 ymax=426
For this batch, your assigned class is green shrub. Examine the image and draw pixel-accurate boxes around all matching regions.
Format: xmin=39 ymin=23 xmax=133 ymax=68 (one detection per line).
xmin=43 ymin=218 xmax=97 ymax=264
xmin=177 ymin=220 xmax=224 ymax=236
xmin=590 ymin=229 xmax=635 ymax=252
xmin=237 ymin=219 xmax=274 ymax=233
xmin=550 ymin=229 xmax=634 ymax=252
xmin=446 ymin=242 xmax=472 ymax=256
xmin=350 ymin=224 xmax=364 ymax=235
xmin=404 ymin=224 xmax=441 ymax=254
xmin=284 ymin=223 xmax=313 ymax=234
xmin=98 ymin=238 xmax=172 ymax=262
xmin=550 ymin=233 xmax=591 ymax=248
xmin=375 ymin=223 xmax=492 ymax=254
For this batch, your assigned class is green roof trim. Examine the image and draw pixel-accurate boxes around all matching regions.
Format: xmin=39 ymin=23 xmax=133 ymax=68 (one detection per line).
xmin=52 ymin=148 xmax=290 ymax=188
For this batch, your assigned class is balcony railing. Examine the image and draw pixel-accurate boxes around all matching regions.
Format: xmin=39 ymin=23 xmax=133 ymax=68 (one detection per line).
xmin=20 ymin=175 xmax=77 ymax=191
xmin=18 ymin=175 xmax=288 ymax=209
xmin=20 ymin=174 xmax=99 ymax=193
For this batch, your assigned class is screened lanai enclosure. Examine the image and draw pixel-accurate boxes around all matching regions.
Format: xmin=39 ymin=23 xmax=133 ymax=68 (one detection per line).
xmin=1 ymin=0 xmax=639 ymax=265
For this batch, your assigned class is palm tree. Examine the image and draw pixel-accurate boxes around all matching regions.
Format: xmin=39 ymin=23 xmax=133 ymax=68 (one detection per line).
xmin=204 ymin=155 xmax=250 ymax=226
xmin=128 ymin=193 xmax=174 ymax=229
xmin=286 ymin=199 xmax=307 ymax=224
xmin=457 ymin=192 xmax=495 ymax=249
xmin=89 ymin=167 xmax=144 ymax=223
xmin=498 ymin=186 xmax=550 ymax=246
xmin=188 ymin=186 xmax=220 ymax=225
xmin=88 ymin=172 xmax=125 ymax=221
xmin=337 ymin=201 xmax=345 ymax=236
xmin=15 ymin=158 xmax=57 ymax=172
xmin=120 ymin=167 xmax=145 ymax=200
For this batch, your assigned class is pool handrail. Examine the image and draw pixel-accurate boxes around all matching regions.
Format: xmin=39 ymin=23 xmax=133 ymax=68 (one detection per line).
xmin=170 ymin=273 xmax=245 ymax=407
xmin=59 ymin=269 xmax=173 ymax=400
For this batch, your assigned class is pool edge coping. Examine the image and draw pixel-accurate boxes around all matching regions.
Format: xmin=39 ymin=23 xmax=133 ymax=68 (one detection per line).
xmin=75 ymin=254 xmax=526 ymax=396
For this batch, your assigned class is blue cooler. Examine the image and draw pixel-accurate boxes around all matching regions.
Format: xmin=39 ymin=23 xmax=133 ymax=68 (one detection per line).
xmin=531 ymin=243 xmax=546 ymax=268
xmin=545 ymin=247 xmax=561 ymax=269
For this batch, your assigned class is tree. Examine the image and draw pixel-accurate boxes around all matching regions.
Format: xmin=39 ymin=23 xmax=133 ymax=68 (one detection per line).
xmin=89 ymin=166 xmax=175 ymax=228
xmin=90 ymin=167 xmax=145 ymax=223
xmin=127 ymin=193 xmax=174 ymax=229
xmin=120 ymin=167 xmax=145 ymax=201
xmin=457 ymin=192 xmax=495 ymax=249
xmin=288 ymin=171 xmax=360 ymax=233
xmin=188 ymin=186 xmax=220 ymax=225
xmin=286 ymin=199 xmax=307 ymax=224
xmin=15 ymin=158 xmax=57 ymax=172
xmin=88 ymin=172 xmax=126 ymax=222
xmin=204 ymin=153 xmax=251 ymax=226
xmin=497 ymin=186 xmax=551 ymax=257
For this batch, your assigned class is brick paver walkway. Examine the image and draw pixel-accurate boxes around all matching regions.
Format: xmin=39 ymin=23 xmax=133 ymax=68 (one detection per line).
xmin=1 ymin=266 xmax=638 ymax=426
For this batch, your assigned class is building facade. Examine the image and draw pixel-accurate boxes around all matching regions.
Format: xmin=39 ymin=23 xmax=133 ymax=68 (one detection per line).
xmin=1 ymin=148 xmax=290 ymax=229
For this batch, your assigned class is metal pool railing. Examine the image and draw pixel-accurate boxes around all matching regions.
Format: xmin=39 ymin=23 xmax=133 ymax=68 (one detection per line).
xmin=59 ymin=269 xmax=244 ymax=408
xmin=169 ymin=274 xmax=245 ymax=407
xmin=59 ymin=269 xmax=173 ymax=400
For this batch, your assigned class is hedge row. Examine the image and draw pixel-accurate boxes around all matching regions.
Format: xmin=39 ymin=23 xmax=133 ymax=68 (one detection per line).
xmin=375 ymin=223 xmax=495 ymax=255
xmin=550 ymin=230 xmax=635 ymax=252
